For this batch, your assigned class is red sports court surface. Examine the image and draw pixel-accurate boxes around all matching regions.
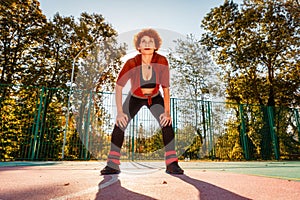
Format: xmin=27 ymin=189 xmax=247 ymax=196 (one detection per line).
xmin=0 ymin=161 xmax=299 ymax=200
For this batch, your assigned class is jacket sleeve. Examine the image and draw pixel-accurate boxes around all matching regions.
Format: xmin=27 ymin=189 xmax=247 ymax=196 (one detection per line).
xmin=158 ymin=56 xmax=170 ymax=88
xmin=116 ymin=59 xmax=134 ymax=87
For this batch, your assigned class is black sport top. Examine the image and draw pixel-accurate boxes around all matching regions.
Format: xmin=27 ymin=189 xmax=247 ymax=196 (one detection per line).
xmin=140 ymin=68 xmax=156 ymax=88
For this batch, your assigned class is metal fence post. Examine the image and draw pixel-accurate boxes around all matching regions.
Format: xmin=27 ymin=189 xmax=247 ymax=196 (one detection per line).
xmin=207 ymin=101 xmax=215 ymax=159
xmin=84 ymin=90 xmax=93 ymax=160
xmin=267 ymin=106 xmax=279 ymax=160
xmin=31 ymin=86 xmax=44 ymax=160
xmin=294 ymin=109 xmax=300 ymax=141
xmin=29 ymin=93 xmax=39 ymax=160
xmin=239 ymin=104 xmax=249 ymax=160
xmin=36 ymin=89 xmax=48 ymax=159
xmin=170 ymin=98 xmax=177 ymax=132
xmin=170 ymin=97 xmax=178 ymax=151
xmin=131 ymin=116 xmax=136 ymax=161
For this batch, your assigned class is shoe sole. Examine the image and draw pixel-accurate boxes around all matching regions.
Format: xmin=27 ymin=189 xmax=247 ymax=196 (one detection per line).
xmin=100 ymin=171 xmax=120 ymax=175
xmin=166 ymin=170 xmax=184 ymax=175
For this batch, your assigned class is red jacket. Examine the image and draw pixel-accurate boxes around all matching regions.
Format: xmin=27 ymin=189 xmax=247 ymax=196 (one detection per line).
xmin=116 ymin=52 xmax=170 ymax=104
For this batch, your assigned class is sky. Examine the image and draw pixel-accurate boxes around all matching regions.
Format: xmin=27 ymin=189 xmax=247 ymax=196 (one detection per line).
xmin=38 ymin=0 xmax=245 ymax=97
xmin=38 ymin=0 xmax=242 ymax=37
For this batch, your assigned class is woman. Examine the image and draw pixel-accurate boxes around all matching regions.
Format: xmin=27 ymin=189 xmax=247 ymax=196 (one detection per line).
xmin=101 ymin=28 xmax=183 ymax=175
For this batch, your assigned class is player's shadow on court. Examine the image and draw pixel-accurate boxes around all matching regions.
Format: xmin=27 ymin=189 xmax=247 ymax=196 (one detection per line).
xmin=95 ymin=174 xmax=251 ymax=200
xmin=95 ymin=175 xmax=156 ymax=200
xmin=171 ymin=174 xmax=251 ymax=200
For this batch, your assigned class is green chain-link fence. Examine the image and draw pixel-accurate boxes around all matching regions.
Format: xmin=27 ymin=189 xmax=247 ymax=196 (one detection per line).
xmin=0 ymin=84 xmax=299 ymax=161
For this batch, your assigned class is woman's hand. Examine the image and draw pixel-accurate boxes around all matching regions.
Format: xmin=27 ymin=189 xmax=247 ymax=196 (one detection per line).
xmin=116 ymin=112 xmax=128 ymax=128
xmin=159 ymin=113 xmax=172 ymax=127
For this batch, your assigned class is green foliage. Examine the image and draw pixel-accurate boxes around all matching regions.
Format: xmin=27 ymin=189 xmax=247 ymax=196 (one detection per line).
xmin=167 ymin=35 xmax=226 ymax=159
xmin=0 ymin=97 xmax=19 ymax=161
xmin=0 ymin=85 xmax=40 ymax=161
xmin=168 ymin=34 xmax=223 ymax=100
xmin=0 ymin=0 xmax=47 ymax=85
xmin=0 ymin=0 xmax=126 ymax=161
xmin=131 ymin=126 xmax=164 ymax=160
xmin=176 ymin=125 xmax=203 ymax=160
xmin=215 ymin=119 xmax=244 ymax=160
xmin=201 ymin=0 xmax=300 ymax=160
xmin=201 ymin=0 xmax=299 ymax=107
xmin=0 ymin=0 xmax=299 ymax=161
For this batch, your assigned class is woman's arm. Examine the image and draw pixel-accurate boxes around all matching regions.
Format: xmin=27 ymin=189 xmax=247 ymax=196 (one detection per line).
xmin=115 ymin=84 xmax=124 ymax=114
xmin=162 ymin=87 xmax=171 ymax=115
xmin=160 ymin=87 xmax=172 ymax=127
xmin=115 ymin=84 xmax=128 ymax=128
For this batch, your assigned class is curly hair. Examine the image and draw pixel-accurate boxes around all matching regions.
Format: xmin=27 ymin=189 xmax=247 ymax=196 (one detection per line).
xmin=133 ymin=28 xmax=162 ymax=51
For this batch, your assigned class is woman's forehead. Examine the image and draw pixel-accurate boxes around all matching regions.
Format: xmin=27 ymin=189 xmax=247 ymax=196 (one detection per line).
xmin=140 ymin=35 xmax=154 ymax=40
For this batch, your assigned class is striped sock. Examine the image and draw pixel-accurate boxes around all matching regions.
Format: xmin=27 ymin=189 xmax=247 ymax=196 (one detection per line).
xmin=108 ymin=151 xmax=121 ymax=165
xmin=165 ymin=150 xmax=178 ymax=165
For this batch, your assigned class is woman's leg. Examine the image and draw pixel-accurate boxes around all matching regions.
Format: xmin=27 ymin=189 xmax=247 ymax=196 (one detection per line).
xmin=148 ymin=95 xmax=179 ymax=166
xmin=105 ymin=94 xmax=145 ymax=171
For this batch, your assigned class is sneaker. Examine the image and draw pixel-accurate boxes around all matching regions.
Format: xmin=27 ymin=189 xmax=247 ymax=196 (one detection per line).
xmin=100 ymin=165 xmax=120 ymax=175
xmin=166 ymin=161 xmax=184 ymax=174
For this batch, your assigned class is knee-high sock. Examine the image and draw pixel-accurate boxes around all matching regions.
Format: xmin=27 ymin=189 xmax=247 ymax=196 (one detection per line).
xmin=162 ymin=125 xmax=178 ymax=165
xmin=108 ymin=125 xmax=124 ymax=165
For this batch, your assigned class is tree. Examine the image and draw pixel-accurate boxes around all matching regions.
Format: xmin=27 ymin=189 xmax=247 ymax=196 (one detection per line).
xmin=167 ymin=34 xmax=223 ymax=158
xmin=201 ymin=0 xmax=300 ymax=159
xmin=0 ymin=0 xmax=47 ymax=117
xmin=0 ymin=1 xmax=127 ymax=160
xmin=71 ymin=39 xmax=126 ymax=159
xmin=23 ymin=13 xmax=77 ymax=88
xmin=168 ymin=34 xmax=223 ymax=101
xmin=0 ymin=0 xmax=47 ymax=86
xmin=201 ymin=0 xmax=299 ymax=107
xmin=0 ymin=0 xmax=48 ymax=160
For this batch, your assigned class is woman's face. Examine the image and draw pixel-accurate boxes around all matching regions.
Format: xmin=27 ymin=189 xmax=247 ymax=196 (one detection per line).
xmin=139 ymin=35 xmax=156 ymax=54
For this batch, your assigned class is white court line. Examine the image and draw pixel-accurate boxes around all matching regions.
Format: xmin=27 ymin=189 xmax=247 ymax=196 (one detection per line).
xmin=121 ymin=168 xmax=161 ymax=175
xmin=50 ymin=175 xmax=118 ymax=200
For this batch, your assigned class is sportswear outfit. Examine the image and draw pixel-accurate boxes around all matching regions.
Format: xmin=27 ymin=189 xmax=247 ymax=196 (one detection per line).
xmin=101 ymin=52 xmax=183 ymax=175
